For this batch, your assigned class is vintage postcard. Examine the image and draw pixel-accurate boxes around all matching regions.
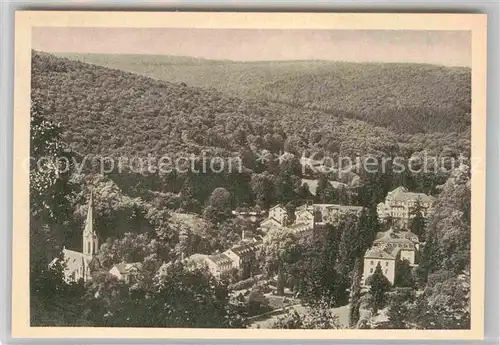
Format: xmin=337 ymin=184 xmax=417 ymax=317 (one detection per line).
xmin=12 ymin=11 xmax=486 ymax=340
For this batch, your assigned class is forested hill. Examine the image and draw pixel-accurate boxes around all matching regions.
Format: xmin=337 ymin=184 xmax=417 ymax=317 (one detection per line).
xmin=56 ymin=53 xmax=471 ymax=134
xmin=32 ymin=50 xmax=406 ymax=159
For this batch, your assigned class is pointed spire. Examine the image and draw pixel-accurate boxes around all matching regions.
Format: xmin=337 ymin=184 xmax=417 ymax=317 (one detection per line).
xmin=84 ymin=189 xmax=95 ymax=236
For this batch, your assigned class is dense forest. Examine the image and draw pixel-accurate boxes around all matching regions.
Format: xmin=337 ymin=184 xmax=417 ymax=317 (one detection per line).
xmin=32 ymin=51 xmax=470 ymax=166
xmin=30 ymin=50 xmax=472 ymax=329
xmin=57 ymin=52 xmax=471 ymax=134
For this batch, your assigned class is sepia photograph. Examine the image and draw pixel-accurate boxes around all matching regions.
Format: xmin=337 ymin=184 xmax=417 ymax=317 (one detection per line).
xmin=12 ymin=12 xmax=486 ymax=340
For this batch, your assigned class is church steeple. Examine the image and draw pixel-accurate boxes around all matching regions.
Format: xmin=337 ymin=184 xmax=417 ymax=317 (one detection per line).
xmin=83 ymin=190 xmax=98 ymax=256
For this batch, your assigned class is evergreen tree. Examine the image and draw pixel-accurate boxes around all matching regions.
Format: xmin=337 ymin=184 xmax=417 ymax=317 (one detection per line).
xmin=383 ymin=288 xmax=416 ymax=329
xmin=337 ymin=214 xmax=361 ymax=272
xmin=285 ymin=201 xmax=297 ymax=226
xmin=276 ymin=169 xmax=298 ymax=205
xmin=296 ymin=183 xmax=313 ymax=201
xmin=315 ymin=174 xmax=329 ymax=203
xmin=394 ymin=259 xmax=416 ymax=288
xmin=366 ymin=263 xmax=392 ymax=314
xmin=357 ymin=207 xmax=381 ymax=255
xmin=416 ymin=231 xmax=437 ymax=285
xmin=348 ymin=258 xmax=363 ymax=328
xmin=203 ymin=187 xmax=232 ymax=223
xmin=409 ymin=199 xmax=426 ymax=240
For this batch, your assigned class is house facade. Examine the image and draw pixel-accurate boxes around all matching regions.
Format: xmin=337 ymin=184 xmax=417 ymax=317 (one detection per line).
xmin=295 ymin=203 xmax=364 ymax=226
xmin=363 ymin=228 xmax=419 ymax=285
xmin=363 ymin=248 xmax=397 ymax=285
xmin=377 ymin=186 xmax=435 ymax=227
xmin=204 ymin=254 xmax=234 ymax=279
xmin=109 ymin=262 xmax=143 ymax=284
xmin=223 ymin=242 xmax=260 ymax=279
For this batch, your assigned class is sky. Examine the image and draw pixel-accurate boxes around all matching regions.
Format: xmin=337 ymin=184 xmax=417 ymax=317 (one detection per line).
xmin=32 ymin=27 xmax=471 ymax=67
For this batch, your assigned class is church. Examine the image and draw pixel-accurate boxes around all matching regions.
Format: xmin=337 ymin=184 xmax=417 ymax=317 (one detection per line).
xmin=49 ymin=192 xmax=101 ymax=283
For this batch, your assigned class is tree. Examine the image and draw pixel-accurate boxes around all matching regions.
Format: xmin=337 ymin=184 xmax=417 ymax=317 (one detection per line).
xmin=409 ymin=199 xmax=426 ymax=241
xmin=296 ymin=183 xmax=313 ymax=201
xmin=272 ymin=299 xmax=341 ymax=329
xmin=30 ymin=97 xmax=79 ymax=268
xmin=291 ymin=225 xmax=347 ymax=307
xmin=394 ymin=259 xmax=416 ymax=288
xmin=97 ymin=232 xmax=170 ymax=269
xmin=366 ymin=263 xmax=392 ymax=314
xmin=315 ymin=175 xmax=331 ymax=203
xmin=250 ymin=172 xmax=276 ymax=209
xmin=276 ymin=169 xmax=299 ymax=205
xmin=259 ymin=227 xmax=298 ymax=296
xmin=30 ymin=98 xmax=86 ymax=326
xmin=357 ymin=207 xmax=380 ymax=255
xmin=31 ymin=255 xmax=88 ymax=326
xmin=413 ymin=272 xmax=470 ymax=329
xmin=416 ymin=232 xmax=437 ymax=285
xmin=337 ymin=214 xmax=362 ymax=273
xmin=378 ymin=287 xmax=416 ymax=329
xmin=203 ymin=187 xmax=232 ymax=223
xmin=284 ymin=201 xmax=297 ymax=226
xmin=87 ymin=262 xmax=247 ymax=328
xmin=348 ymin=258 xmax=363 ymax=328
xmin=151 ymin=263 xmax=246 ymax=328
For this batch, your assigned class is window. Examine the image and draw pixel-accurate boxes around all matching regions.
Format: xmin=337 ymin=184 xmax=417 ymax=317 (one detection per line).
xmin=370 ymin=268 xmax=373 ymax=273
xmin=385 ymin=262 xmax=389 ymax=267
xmin=370 ymin=261 xmax=374 ymax=265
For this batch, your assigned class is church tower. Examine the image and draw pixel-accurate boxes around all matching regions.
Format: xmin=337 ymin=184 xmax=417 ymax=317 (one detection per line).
xmin=83 ymin=191 xmax=99 ymax=257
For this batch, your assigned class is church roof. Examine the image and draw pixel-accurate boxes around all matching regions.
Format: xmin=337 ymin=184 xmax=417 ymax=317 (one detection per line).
xmin=62 ymin=248 xmax=91 ymax=264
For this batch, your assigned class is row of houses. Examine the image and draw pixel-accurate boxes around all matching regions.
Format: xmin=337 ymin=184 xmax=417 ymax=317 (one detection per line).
xmin=112 ymin=186 xmax=435 ymax=286
xmin=52 ymin=186 xmax=434 ymax=287
xmin=179 ymin=201 xmax=366 ymax=281
xmin=259 ymin=202 xmax=364 ymax=234
xmin=182 ymin=238 xmax=263 ymax=280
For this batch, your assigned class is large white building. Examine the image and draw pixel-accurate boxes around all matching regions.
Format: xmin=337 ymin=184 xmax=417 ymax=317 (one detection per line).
xmin=377 ymin=186 xmax=435 ymax=227
xmin=362 ymin=228 xmax=420 ymax=285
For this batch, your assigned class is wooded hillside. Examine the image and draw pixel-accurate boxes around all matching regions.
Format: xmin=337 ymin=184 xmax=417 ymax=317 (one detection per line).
xmin=56 ymin=52 xmax=471 ymax=134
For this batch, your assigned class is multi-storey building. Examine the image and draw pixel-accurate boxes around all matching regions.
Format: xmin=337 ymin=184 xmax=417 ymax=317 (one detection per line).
xmin=377 ymin=186 xmax=435 ymax=227
xmin=362 ymin=228 xmax=419 ymax=285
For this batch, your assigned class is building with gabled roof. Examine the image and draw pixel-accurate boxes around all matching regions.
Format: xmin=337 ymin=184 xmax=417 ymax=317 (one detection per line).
xmin=377 ymin=186 xmax=435 ymax=227
xmin=258 ymin=205 xmax=288 ymax=232
xmin=109 ymin=262 xmax=143 ymax=284
xmin=223 ymin=242 xmax=261 ymax=279
xmin=205 ymin=253 xmax=234 ymax=279
xmin=362 ymin=228 xmax=419 ymax=285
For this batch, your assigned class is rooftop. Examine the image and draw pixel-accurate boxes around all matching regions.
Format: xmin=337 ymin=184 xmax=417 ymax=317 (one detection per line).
xmin=113 ymin=262 xmax=143 ymax=274
xmin=387 ymin=186 xmax=435 ymax=203
xmin=364 ymin=247 xmax=396 ymax=260
xmin=374 ymin=228 xmax=419 ymax=244
xmin=226 ymin=243 xmax=258 ymax=257
xmin=207 ymin=254 xmax=233 ymax=266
